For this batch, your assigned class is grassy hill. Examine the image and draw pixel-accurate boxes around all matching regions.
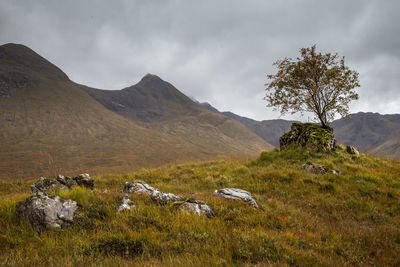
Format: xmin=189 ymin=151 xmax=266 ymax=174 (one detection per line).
xmin=1 ymin=148 xmax=399 ymax=266
xmin=0 ymin=43 xmax=271 ymax=179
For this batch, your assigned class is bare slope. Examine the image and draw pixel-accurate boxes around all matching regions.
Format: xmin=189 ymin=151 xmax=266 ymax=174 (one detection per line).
xmin=83 ymin=74 xmax=273 ymax=157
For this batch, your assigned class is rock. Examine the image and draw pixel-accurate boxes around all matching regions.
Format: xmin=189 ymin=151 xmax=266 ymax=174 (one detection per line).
xmin=117 ymin=195 xmax=135 ymax=213
xmin=74 ymin=173 xmax=94 ymax=189
xmin=30 ymin=177 xmax=66 ymax=192
xmin=301 ymin=162 xmax=340 ymax=175
xmin=346 ymin=145 xmax=360 ymax=155
xmin=56 ymin=175 xmax=78 ymax=188
xmin=124 ymin=181 xmax=184 ymax=205
xmin=214 ymin=188 xmax=259 ymax=208
xmin=178 ymin=198 xmax=213 ymax=217
xmin=18 ymin=191 xmax=78 ymax=231
xmin=280 ymin=123 xmax=336 ymax=152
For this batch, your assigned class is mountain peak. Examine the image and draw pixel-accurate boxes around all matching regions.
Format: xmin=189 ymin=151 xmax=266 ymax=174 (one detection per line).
xmin=0 ymin=43 xmax=69 ymax=81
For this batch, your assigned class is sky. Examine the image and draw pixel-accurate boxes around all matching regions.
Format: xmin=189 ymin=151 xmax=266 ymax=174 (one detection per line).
xmin=1 ymin=0 xmax=399 ymax=121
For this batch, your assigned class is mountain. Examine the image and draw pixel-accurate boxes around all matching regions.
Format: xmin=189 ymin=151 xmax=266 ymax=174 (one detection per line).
xmin=198 ymin=103 xmax=400 ymax=159
xmin=0 ymin=43 xmax=271 ymax=179
xmin=83 ymin=75 xmax=272 ymax=157
xmin=332 ymin=112 xmax=400 ymax=158
xmin=198 ymin=102 xmax=295 ymax=147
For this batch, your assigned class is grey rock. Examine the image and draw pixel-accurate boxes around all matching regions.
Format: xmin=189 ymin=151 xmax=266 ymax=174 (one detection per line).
xmin=346 ymin=145 xmax=360 ymax=155
xmin=117 ymin=195 xmax=135 ymax=213
xmin=18 ymin=191 xmax=78 ymax=231
xmin=56 ymin=175 xmax=78 ymax=188
xmin=124 ymin=181 xmax=183 ymax=205
xmin=74 ymin=173 xmax=94 ymax=189
xmin=301 ymin=162 xmax=341 ymax=175
xmin=178 ymin=198 xmax=213 ymax=217
xmin=214 ymin=188 xmax=259 ymax=208
xmin=30 ymin=177 xmax=64 ymax=192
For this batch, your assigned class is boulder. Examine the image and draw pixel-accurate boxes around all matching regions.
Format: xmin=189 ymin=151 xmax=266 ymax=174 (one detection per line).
xmin=214 ymin=188 xmax=259 ymax=208
xmin=124 ymin=181 xmax=183 ymax=205
xmin=177 ymin=198 xmax=213 ymax=217
xmin=346 ymin=145 xmax=360 ymax=155
xmin=74 ymin=173 xmax=94 ymax=189
xmin=117 ymin=195 xmax=135 ymax=213
xmin=56 ymin=175 xmax=78 ymax=188
xmin=280 ymin=123 xmax=336 ymax=152
xmin=18 ymin=191 xmax=78 ymax=231
xmin=301 ymin=162 xmax=341 ymax=175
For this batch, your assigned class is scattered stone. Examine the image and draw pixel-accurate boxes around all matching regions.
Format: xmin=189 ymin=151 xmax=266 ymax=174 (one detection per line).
xmin=18 ymin=191 xmax=78 ymax=231
xmin=346 ymin=145 xmax=360 ymax=156
xmin=214 ymin=188 xmax=259 ymax=208
xmin=124 ymin=181 xmax=183 ymax=205
xmin=30 ymin=177 xmax=61 ymax=192
xmin=30 ymin=173 xmax=94 ymax=192
xmin=74 ymin=173 xmax=94 ymax=189
xmin=178 ymin=198 xmax=213 ymax=217
xmin=280 ymin=123 xmax=336 ymax=152
xmin=301 ymin=162 xmax=341 ymax=175
xmin=117 ymin=195 xmax=135 ymax=213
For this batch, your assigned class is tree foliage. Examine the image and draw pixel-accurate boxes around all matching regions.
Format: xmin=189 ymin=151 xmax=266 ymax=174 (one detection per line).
xmin=265 ymin=45 xmax=360 ymax=128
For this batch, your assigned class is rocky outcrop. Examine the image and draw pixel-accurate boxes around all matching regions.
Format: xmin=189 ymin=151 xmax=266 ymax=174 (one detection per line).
xmin=124 ymin=181 xmax=183 ymax=205
xmin=117 ymin=195 xmax=135 ymax=213
xmin=280 ymin=123 xmax=336 ymax=152
xmin=177 ymin=198 xmax=213 ymax=217
xmin=346 ymin=145 xmax=360 ymax=156
xmin=30 ymin=174 xmax=94 ymax=192
xmin=301 ymin=162 xmax=341 ymax=175
xmin=18 ymin=191 xmax=78 ymax=231
xmin=214 ymin=188 xmax=259 ymax=208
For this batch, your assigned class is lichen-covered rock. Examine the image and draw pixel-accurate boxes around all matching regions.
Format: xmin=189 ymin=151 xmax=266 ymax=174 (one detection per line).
xmin=30 ymin=173 xmax=94 ymax=192
xmin=18 ymin=191 xmax=78 ymax=231
xmin=56 ymin=175 xmax=78 ymax=188
xmin=177 ymin=198 xmax=213 ymax=217
xmin=124 ymin=181 xmax=183 ymax=205
xmin=117 ymin=195 xmax=135 ymax=213
xmin=280 ymin=123 xmax=336 ymax=152
xmin=214 ymin=188 xmax=259 ymax=208
xmin=74 ymin=173 xmax=94 ymax=189
xmin=346 ymin=145 xmax=360 ymax=155
xmin=301 ymin=162 xmax=341 ymax=175
xmin=30 ymin=177 xmax=67 ymax=192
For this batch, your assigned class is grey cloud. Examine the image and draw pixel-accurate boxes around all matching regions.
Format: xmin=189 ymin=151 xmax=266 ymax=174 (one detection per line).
xmin=0 ymin=0 xmax=399 ymax=121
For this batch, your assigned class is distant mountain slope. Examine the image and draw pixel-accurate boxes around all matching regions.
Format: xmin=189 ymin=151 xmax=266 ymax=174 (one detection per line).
xmin=198 ymin=102 xmax=295 ymax=147
xmin=0 ymin=44 xmax=270 ymax=179
xmin=332 ymin=112 xmax=400 ymax=152
xmin=84 ymin=75 xmax=273 ymax=157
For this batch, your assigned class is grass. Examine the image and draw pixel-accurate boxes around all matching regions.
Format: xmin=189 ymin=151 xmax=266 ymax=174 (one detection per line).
xmin=1 ymin=147 xmax=400 ymax=266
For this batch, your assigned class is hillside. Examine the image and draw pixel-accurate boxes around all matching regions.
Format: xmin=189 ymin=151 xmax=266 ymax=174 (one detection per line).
xmin=83 ymin=75 xmax=272 ymax=158
xmin=0 ymin=43 xmax=270 ymax=179
xmin=1 ymin=148 xmax=400 ymax=265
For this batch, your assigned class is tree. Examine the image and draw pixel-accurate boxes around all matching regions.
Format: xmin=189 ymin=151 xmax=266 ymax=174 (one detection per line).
xmin=265 ymin=45 xmax=360 ymax=128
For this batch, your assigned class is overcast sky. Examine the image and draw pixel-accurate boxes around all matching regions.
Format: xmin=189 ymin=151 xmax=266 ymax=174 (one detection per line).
xmin=1 ymin=0 xmax=399 ymax=121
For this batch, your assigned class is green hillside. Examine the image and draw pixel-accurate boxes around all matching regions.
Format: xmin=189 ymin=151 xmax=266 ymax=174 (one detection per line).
xmin=1 ymin=148 xmax=399 ymax=266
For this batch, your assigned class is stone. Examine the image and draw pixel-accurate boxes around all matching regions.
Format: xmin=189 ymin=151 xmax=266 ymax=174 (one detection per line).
xmin=30 ymin=177 xmax=65 ymax=192
xmin=346 ymin=145 xmax=360 ymax=155
xmin=178 ymin=198 xmax=213 ymax=217
xmin=280 ymin=123 xmax=336 ymax=152
xmin=18 ymin=191 xmax=78 ymax=231
xmin=301 ymin=162 xmax=341 ymax=175
xmin=124 ymin=181 xmax=184 ymax=205
xmin=214 ymin=188 xmax=259 ymax=208
xmin=56 ymin=175 xmax=78 ymax=188
xmin=74 ymin=173 xmax=94 ymax=189
xmin=117 ymin=195 xmax=135 ymax=213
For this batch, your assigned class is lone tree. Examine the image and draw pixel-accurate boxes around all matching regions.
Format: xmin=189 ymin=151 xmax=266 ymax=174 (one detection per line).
xmin=265 ymin=45 xmax=360 ymax=128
